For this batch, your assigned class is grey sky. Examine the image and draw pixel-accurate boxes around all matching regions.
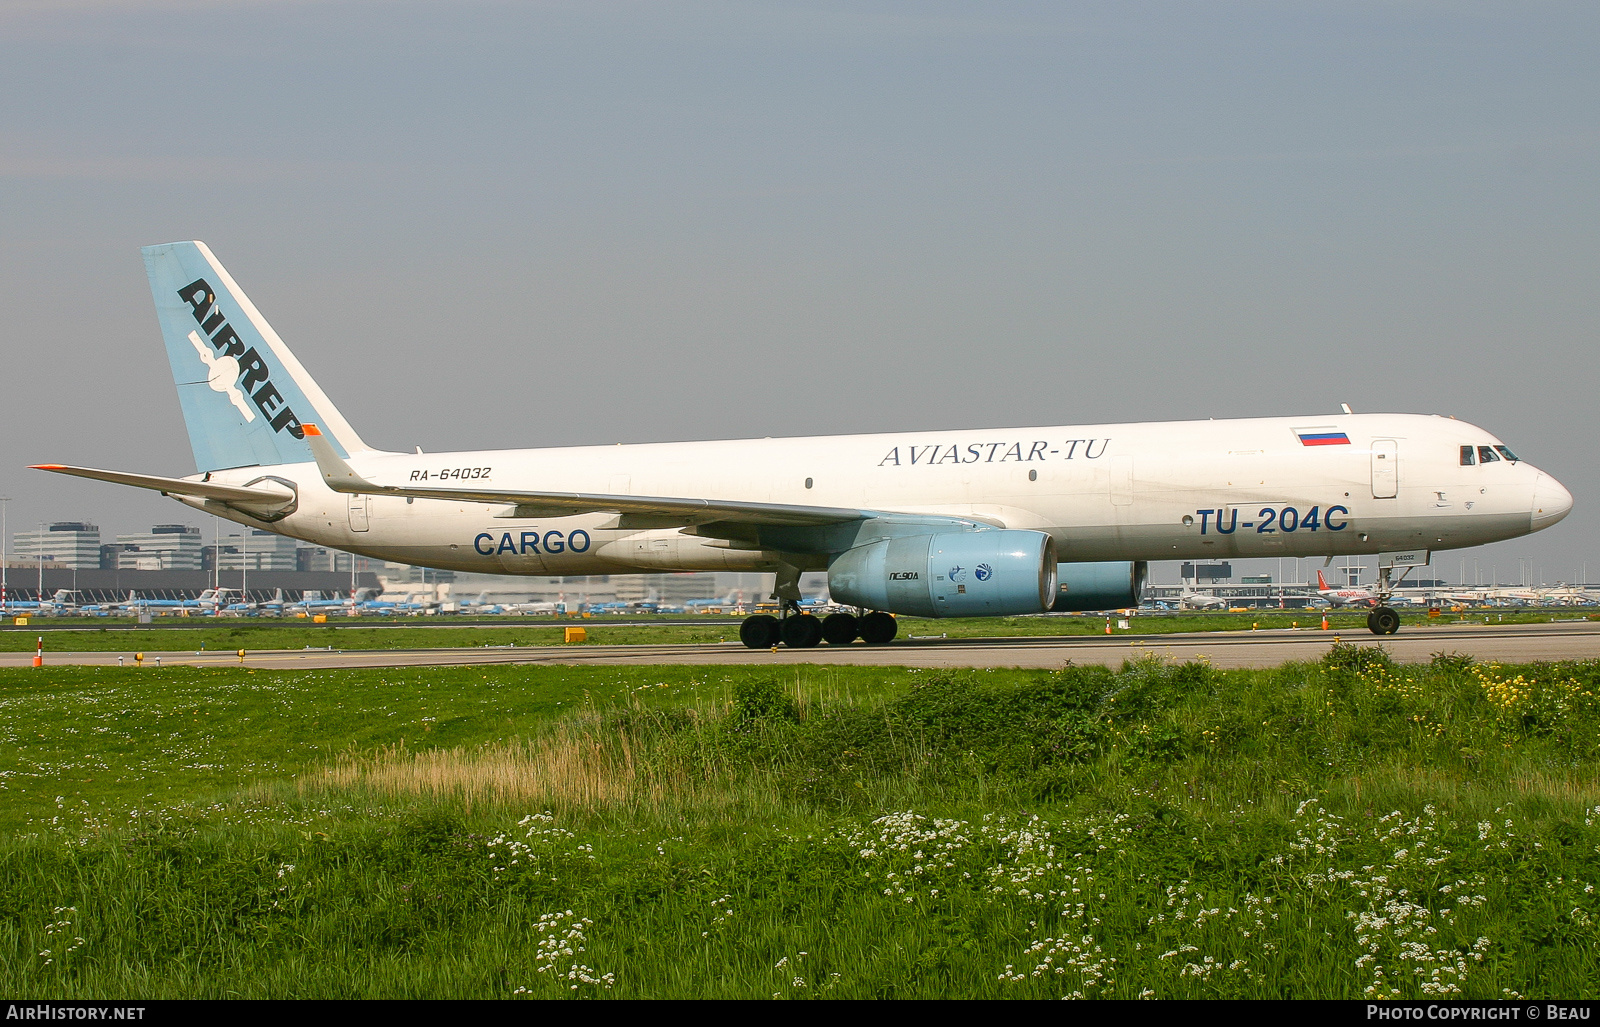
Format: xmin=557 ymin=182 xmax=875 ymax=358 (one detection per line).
xmin=3 ymin=1 xmax=1595 ymax=585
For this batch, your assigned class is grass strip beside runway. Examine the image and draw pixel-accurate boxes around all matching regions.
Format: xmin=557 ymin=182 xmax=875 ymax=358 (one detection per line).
xmin=2 ymin=648 xmax=1598 ymax=998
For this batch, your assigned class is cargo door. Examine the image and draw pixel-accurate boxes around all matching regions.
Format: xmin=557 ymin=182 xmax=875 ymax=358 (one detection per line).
xmin=348 ymin=493 xmax=370 ymax=532
xmin=1371 ymin=439 xmax=1398 ymax=499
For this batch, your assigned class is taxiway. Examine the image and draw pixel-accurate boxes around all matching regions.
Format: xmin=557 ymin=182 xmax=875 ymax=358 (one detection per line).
xmin=4 ymin=620 xmax=1597 ymax=671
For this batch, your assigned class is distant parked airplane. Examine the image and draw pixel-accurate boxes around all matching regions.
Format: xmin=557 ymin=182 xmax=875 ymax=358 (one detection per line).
xmin=1315 ymin=570 xmax=1378 ymax=608
xmin=1 ymin=589 xmax=81 ymax=615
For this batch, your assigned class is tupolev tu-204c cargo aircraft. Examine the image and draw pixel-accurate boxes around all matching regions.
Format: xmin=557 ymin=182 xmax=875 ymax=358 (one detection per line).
xmin=36 ymin=242 xmax=1574 ymax=645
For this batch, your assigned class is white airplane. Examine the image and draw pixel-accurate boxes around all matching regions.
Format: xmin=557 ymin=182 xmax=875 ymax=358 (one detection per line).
xmin=500 ymin=600 xmax=564 ymax=615
xmin=1314 ymin=569 xmax=1379 ymax=609
xmin=117 ymin=588 xmax=228 ymax=614
xmin=220 ymin=587 xmax=289 ymax=615
xmin=285 ymin=588 xmax=377 ymax=617
xmin=363 ymin=591 xmax=438 ymax=615
xmin=686 ymin=590 xmax=745 ymax=613
xmin=1 ymin=589 xmax=82 ymax=615
xmin=454 ymin=591 xmax=499 ymax=613
xmin=35 ymin=242 xmax=1575 ymax=644
xmin=1177 ymin=591 xmax=1229 ymax=611
xmin=452 ymin=589 xmax=560 ymax=615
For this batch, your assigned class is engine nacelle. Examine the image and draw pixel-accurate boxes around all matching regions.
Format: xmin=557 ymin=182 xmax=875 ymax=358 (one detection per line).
xmin=1050 ymin=561 xmax=1147 ymax=612
xmin=827 ymin=530 xmax=1058 ymax=618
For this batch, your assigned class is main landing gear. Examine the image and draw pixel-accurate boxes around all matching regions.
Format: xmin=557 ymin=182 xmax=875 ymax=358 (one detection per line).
xmin=738 ymin=606 xmax=898 ymax=649
xmin=739 ymin=564 xmax=898 ymax=649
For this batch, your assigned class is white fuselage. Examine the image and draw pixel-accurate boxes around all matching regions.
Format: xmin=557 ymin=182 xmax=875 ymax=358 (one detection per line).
xmin=178 ymin=412 xmax=1570 ymax=577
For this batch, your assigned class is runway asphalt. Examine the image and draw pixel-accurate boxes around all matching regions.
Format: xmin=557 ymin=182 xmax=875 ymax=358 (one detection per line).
xmin=4 ymin=619 xmax=1598 ymax=671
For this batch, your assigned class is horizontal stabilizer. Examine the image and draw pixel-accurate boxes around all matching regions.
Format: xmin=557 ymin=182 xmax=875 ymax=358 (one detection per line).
xmin=300 ymin=424 xmax=865 ymax=527
xmin=32 ymin=464 xmax=296 ymax=510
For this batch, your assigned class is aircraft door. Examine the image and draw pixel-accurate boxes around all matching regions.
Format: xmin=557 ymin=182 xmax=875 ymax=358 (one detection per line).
xmin=348 ymin=493 xmax=370 ymax=532
xmin=1371 ymin=440 xmax=1398 ymax=499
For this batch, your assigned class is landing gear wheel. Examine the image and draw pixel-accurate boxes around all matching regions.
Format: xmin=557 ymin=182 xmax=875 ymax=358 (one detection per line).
xmin=821 ymin=612 xmax=859 ymax=645
xmin=740 ymin=614 xmax=781 ymax=649
xmin=1371 ymin=607 xmax=1401 ymax=635
xmin=781 ymin=613 xmax=823 ymax=648
xmin=1366 ymin=610 xmax=1379 ymax=633
xmin=858 ymin=611 xmax=898 ymax=644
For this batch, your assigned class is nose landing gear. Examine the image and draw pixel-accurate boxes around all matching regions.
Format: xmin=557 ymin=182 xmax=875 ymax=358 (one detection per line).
xmin=1362 ymin=559 xmax=1414 ymax=635
xmin=1367 ymin=606 xmax=1401 ymax=635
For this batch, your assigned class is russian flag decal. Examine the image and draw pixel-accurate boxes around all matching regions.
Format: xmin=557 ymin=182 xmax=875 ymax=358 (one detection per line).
xmin=1295 ymin=429 xmax=1351 ymax=446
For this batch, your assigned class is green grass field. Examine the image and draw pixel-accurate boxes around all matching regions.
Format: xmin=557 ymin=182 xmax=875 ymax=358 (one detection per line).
xmin=2 ymin=646 xmax=1598 ymax=998
xmin=1 ymin=607 xmax=1589 ymax=652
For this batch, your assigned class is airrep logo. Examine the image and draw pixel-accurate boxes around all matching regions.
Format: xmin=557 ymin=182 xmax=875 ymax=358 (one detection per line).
xmin=176 ymin=279 xmax=304 ymax=439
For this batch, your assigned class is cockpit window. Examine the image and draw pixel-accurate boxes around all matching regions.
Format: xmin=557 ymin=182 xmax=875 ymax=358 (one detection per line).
xmin=1460 ymin=445 xmax=1475 ymax=466
xmin=1478 ymin=446 xmax=1500 ymax=463
xmin=1495 ymin=445 xmax=1519 ymax=462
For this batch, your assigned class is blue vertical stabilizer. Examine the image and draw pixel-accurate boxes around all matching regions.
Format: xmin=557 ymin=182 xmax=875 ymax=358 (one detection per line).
xmin=142 ymin=241 xmax=369 ymax=472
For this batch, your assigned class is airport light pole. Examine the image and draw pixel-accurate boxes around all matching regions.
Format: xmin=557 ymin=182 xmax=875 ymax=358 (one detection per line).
xmin=0 ymin=498 xmax=9 ymax=610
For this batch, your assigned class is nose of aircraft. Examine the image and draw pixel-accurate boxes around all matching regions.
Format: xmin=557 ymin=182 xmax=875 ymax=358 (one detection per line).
xmin=1531 ymin=473 xmax=1574 ymax=531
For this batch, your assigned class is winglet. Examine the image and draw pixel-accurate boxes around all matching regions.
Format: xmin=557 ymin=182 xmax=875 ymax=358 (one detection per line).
xmin=303 ymin=423 xmax=384 ymax=494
